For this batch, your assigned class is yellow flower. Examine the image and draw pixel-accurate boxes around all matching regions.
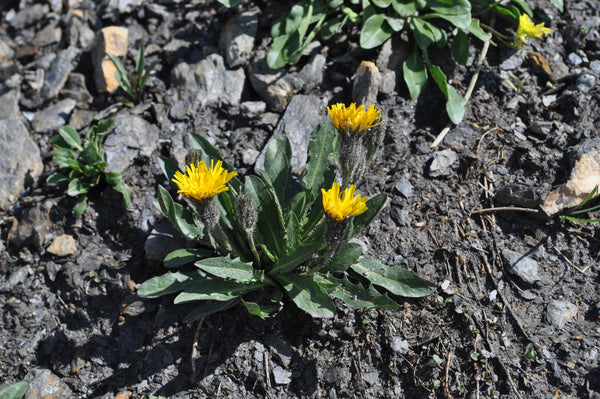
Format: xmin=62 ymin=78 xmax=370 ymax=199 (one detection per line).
xmin=327 ymin=103 xmax=382 ymax=137
xmin=515 ymin=14 xmax=551 ymax=46
xmin=172 ymin=159 xmax=237 ymax=203
xmin=321 ymin=183 xmax=368 ymax=222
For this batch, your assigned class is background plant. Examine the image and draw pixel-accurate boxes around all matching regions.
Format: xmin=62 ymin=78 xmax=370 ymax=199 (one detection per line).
xmin=46 ymin=119 xmax=131 ymax=217
xmin=0 ymin=380 xmax=28 ymax=399
xmin=560 ymin=185 xmax=600 ymax=224
xmin=138 ymin=117 xmax=436 ymax=321
xmin=218 ymin=0 xmax=561 ymax=124
xmin=106 ymin=46 xmax=158 ymax=108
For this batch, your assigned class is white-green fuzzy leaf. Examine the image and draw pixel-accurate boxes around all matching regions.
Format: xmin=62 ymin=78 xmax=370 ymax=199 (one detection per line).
xmin=351 ymin=258 xmax=437 ymax=297
xmin=303 ymin=121 xmax=339 ymax=198
xmin=174 ymin=279 xmax=265 ymax=303
xmin=0 ymin=380 xmax=29 ymax=399
xmin=275 ymin=273 xmax=336 ymax=318
xmin=164 ymin=248 xmax=214 ymax=268
xmin=331 ymin=275 xmax=399 ymax=310
xmin=137 ymin=270 xmax=204 ymax=298
xmin=195 ymin=256 xmax=257 ymax=282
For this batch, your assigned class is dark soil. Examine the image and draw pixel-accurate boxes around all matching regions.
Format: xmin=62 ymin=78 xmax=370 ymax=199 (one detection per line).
xmin=1 ymin=1 xmax=599 ymax=398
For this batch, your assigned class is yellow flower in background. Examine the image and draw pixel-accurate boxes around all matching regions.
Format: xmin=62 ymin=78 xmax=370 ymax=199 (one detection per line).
xmin=322 ymin=183 xmax=368 ymax=222
xmin=327 ymin=103 xmax=382 ymax=137
xmin=172 ymin=159 xmax=237 ymax=203
xmin=515 ymin=14 xmax=551 ymax=46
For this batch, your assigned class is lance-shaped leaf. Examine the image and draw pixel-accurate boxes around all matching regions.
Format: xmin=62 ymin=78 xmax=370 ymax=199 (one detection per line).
xmin=331 ymin=275 xmax=399 ymax=310
xmin=164 ymin=248 xmax=214 ymax=268
xmin=350 ymin=193 xmax=387 ymax=238
xmin=275 ymin=273 xmax=336 ymax=318
xmin=241 ymin=298 xmax=280 ymax=319
xmin=195 ymin=256 xmax=262 ymax=283
xmin=323 ymin=242 xmax=363 ymax=273
xmin=303 ymin=122 xmax=339 ymax=198
xmin=0 ymin=380 xmax=29 ymax=399
xmin=156 ymin=185 xmax=204 ymax=240
xmin=137 ymin=270 xmax=205 ymax=298
xmin=174 ymin=278 xmax=265 ymax=303
xmin=351 ymin=258 xmax=437 ymax=297
xmin=157 ymin=155 xmax=180 ymax=185
xmin=261 ymin=137 xmax=292 ymax=208
xmin=269 ymin=241 xmax=323 ymax=275
xmin=183 ymin=298 xmax=239 ymax=323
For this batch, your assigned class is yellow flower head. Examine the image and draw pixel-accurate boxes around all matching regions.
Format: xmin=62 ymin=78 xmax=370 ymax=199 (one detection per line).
xmin=321 ymin=183 xmax=368 ymax=222
xmin=327 ymin=103 xmax=382 ymax=137
xmin=515 ymin=14 xmax=551 ymax=46
xmin=172 ymin=159 xmax=237 ymax=203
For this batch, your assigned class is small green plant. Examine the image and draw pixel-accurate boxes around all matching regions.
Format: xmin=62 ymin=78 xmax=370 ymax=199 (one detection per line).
xmin=46 ymin=119 xmax=131 ymax=217
xmin=0 ymin=380 xmax=28 ymax=399
xmin=559 ymin=185 xmax=600 ymax=224
xmin=106 ymin=46 xmax=158 ymax=108
xmin=138 ymin=103 xmax=436 ymax=322
xmin=218 ymin=0 xmax=557 ymax=124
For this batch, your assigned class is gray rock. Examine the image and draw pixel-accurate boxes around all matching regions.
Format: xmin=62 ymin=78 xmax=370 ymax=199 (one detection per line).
xmin=298 ymin=53 xmax=327 ymax=92
xmin=106 ymin=0 xmax=144 ymax=13
xmin=195 ymin=54 xmax=245 ymax=108
xmin=62 ymin=73 xmax=93 ymax=104
xmin=242 ymin=148 xmax=259 ymax=166
xmin=8 ymin=204 xmax=51 ymax=249
xmin=0 ymin=37 xmax=15 ymax=62
xmin=428 ymin=149 xmax=458 ymax=177
xmin=8 ymin=3 xmax=49 ymax=29
xmin=220 ymin=7 xmax=259 ymax=68
xmin=501 ymin=249 xmax=540 ymax=285
xmin=267 ymin=336 xmax=293 ymax=367
xmin=546 ymin=300 xmax=578 ymax=328
xmin=363 ymin=371 xmax=379 ymax=386
xmin=240 ymin=101 xmax=267 ymax=118
xmin=576 ymin=73 xmax=596 ymax=92
xmin=0 ymin=90 xmax=19 ymax=120
xmin=390 ymin=336 xmax=410 ymax=354
xmin=394 ymin=178 xmax=413 ymax=198
xmin=0 ymin=119 xmax=43 ymax=210
xmin=24 ymin=369 xmax=72 ymax=399
xmin=144 ymin=223 xmax=182 ymax=262
xmin=590 ymin=60 xmax=600 ymax=76
xmin=272 ymin=365 xmax=292 ymax=385
xmin=33 ymin=22 xmax=62 ymax=47
xmin=249 ymin=57 xmax=303 ymax=111
xmin=567 ymin=52 xmax=583 ymax=67
xmin=4 ymin=266 xmax=33 ymax=290
xmin=41 ymin=46 xmax=80 ymax=101
xmin=353 ymin=61 xmax=381 ymax=106
xmin=32 ymin=98 xmax=77 ymax=133
xmin=495 ymin=184 xmax=544 ymax=208
xmin=391 ymin=207 xmax=411 ymax=227
xmin=499 ymin=52 xmax=523 ymax=70
xmin=104 ymin=114 xmax=160 ymax=173
xmin=256 ymin=94 xmax=327 ymax=173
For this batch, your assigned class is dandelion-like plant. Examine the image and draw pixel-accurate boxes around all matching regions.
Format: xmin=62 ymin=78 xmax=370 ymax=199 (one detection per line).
xmin=172 ymin=159 xmax=237 ymax=203
xmin=322 ymin=183 xmax=368 ymax=222
xmin=327 ymin=103 xmax=382 ymax=138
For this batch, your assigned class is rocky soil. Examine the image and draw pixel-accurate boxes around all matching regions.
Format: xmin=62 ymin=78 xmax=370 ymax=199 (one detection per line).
xmin=1 ymin=0 xmax=599 ymax=398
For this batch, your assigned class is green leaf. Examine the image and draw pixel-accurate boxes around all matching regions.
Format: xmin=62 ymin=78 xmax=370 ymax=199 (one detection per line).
xmin=303 ymin=121 xmax=339 ymax=199
xmin=331 ymin=275 xmax=399 ymax=309
xmin=269 ymin=241 xmax=323 ymax=275
xmin=0 ymin=380 xmax=29 ymax=399
xmin=164 ymin=248 xmax=214 ymax=268
xmin=189 ymin=133 xmax=242 ymax=194
xmin=157 ymin=185 xmax=204 ymax=240
xmin=174 ymin=278 xmax=265 ymax=303
xmin=183 ymin=298 xmax=239 ymax=323
xmin=241 ymin=298 xmax=279 ymax=319
xmin=547 ymin=0 xmax=563 ymax=12
xmin=57 ymin=125 xmax=83 ymax=151
xmin=73 ymin=196 xmax=87 ymax=217
xmin=371 ymin=0 xmax=392 ymax=7
xmin=195 ymin=256 xmax=259 ymax=282
xmin=427 ymin=63 xmax=466 ymax=124
xmin=106 ymin=52 xmax=132 ymax=95
xmin=137 ymin=270 xmax=205 ymax=298
xmin=392 ymin=0 xmax=419 ymax=17
xmin=157 ymin=156 xmax=181 ymax=185
xmin=324 ymin=242 xmax=363 ymax=273
xmin=245 ymin=176 xmax=287 ymax=259
xmin=46 ymin=172 xmax=68 ymax=185
xmin=351 ymin=258 xmax=437 ymax=297
xmin=216 ymin=0 xmax=242 ymax=6
xmin=427 ymin=0 xmax=471 ymax=29
xmin=321 ymin=13 xmax=347 ymax=40
xmin=105 ymin=172 xmax=131 ymax=207
xmin=410 ymin=18 xmax=445 ymax=49
xmin=451 ymin=30 xmax=469 ymax=65
xmin=67 ymin=178 xmax=90 ymax=196
xmin=350 ymin=193 xmax=387 ymax=238
xmin=275 ymin=273 xmax=336 ymax=318
xmin=360 ymin=13 xmax=394 ymax=49
xmin=403 ymin=48 xmax=428 ymax=99
xmin=467 ymin=18 xmax=492 ymax=42
xmin=262 ymin=138 xmax=292 ymax=208
xmin=510 ymin=0 xmax=533 ymax=16
xmin=53 ymin=148 xmax=80 ymax=171
xmin=386 ymin=16 xmax=405 ymax=32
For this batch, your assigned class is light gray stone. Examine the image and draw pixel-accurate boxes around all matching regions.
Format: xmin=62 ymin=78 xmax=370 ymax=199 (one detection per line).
xmin=24 ymin=369 xmax=72 ymax=399
xmin=256 ymin=94 xmax=327 ymax=173
xmin=32 ymin=99 xmax=77 ymax=133
xmin=0 ymin=119 xmax=43 ymax=210
xmin=249 ymin=57 xmax=303 ymax=112
xmin=576 ymin=73 xmax=596 ymax=92
xmin=353 ymin=61 xmax=381 ymax=106
xmin=220 ymin=8 xmax=259 ymax=68
xmin=394 ymin=178 xmax=413 ymax=198
xmin=272 ymin=365 xmax=292 ymax=385
xmin=298 ymin=53 xmax=326 ymax=93
xmin=195 ymin=54 xmax=245 ymax=108
xmin=144 ymin=223 xmax=182 ymax=262
xmin=547 ymin=300 xmax=578 ymax=328
xmin=0 ymin=90 xmax=19 ymax=120
xmin=41 ymin=46 xmax=80 ymax=101
xmin=501 ymin=249 xmax=540 ymax=285
xmin=428 ymin=149 xmax=458 ymax=177
xmin=8 ymin=4 xmax=49 ymax=29
xmin=104 ymin=114 xmax=160 ymax=173
xmin=390 ymin=336 xmax=410 ymax=354
xmin=33 ymin=22 xmax=62 ymax=47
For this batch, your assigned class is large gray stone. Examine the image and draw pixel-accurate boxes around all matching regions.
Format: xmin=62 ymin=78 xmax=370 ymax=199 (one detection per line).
xmin=0 ymin=89 xmax=19 ymax=120
xmin=0 ymin=119 xmax=43 ymax=210
xmin=104 ymin=114 xmax=160 ymax=173
xmin=501 ymin=249 xmax=540 ymax=285
xmin=32 ymin=98 xmax=77 ymax=133
xmin=220 ymin=7 xmax=259 ymax=68
xmin=41 ymin=46 xmax=79 ymax=101
xmin=546 ymin=300 xmax=578 ymax=329
xmin=249 ymin=57 xmax=303 ymax=112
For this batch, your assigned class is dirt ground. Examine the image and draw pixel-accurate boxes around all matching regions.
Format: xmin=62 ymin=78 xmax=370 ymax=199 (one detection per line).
xmin=1 ymin=0 xmax=599 ymax=398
